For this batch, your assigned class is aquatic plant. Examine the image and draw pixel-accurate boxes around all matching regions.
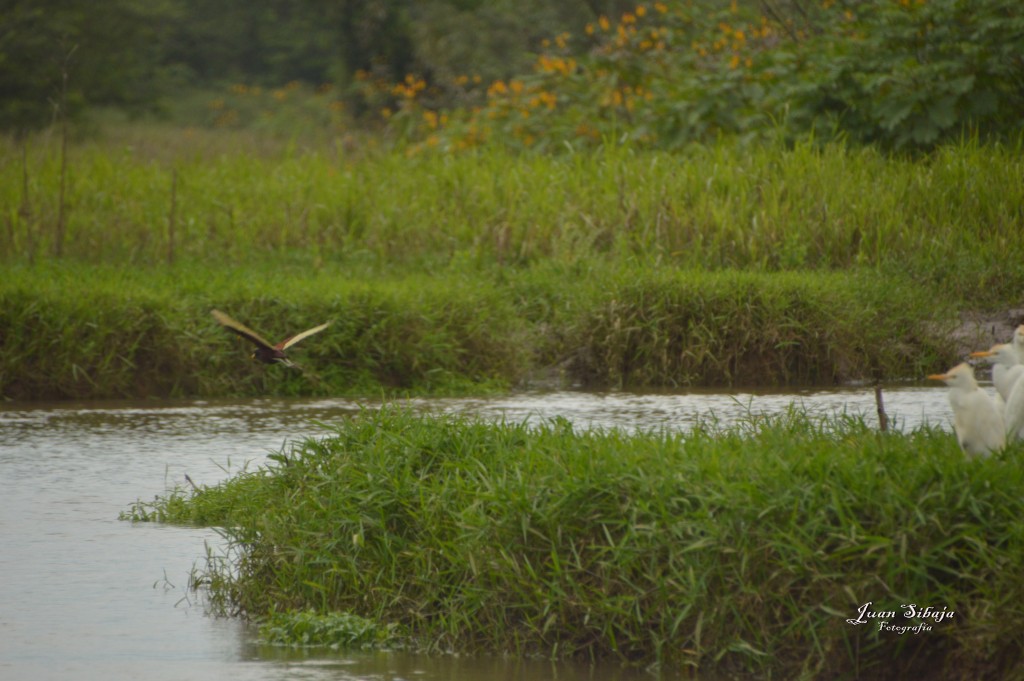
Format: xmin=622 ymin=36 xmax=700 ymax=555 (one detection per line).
xmin=126 ymin=407 xmax=1024 ymax=679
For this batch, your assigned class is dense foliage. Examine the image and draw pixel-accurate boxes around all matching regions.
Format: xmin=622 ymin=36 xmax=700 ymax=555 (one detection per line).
xmin=3 ymin=1 xmax=1022 ymax=148
xmin=385 ymin=0 xmax=1024 ymax=151
xmin=0 ymin=1 xmax=168 ymax=132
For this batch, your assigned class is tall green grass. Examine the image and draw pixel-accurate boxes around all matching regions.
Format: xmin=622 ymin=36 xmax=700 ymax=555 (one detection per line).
xmin=560 ymin=267 xmax=947 ymax=387
xmin=0 ymin=263 xmax=527 ymax=399
xmin=0 ymin=261 xmax=952 ymax=399
xmin=2 ymin=125 xmax=1016 ymax=398
xmin=125 ymin=408 xmax=1024 ymax=679
xmin=2 ymin=129 xmax=1023 ymax=303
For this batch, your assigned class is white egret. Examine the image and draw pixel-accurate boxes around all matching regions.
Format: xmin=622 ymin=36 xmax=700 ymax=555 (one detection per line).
xmin=969 ymin=343 xmax=1024 ymax=403
xmin=1004 ymin=365 xmax=1024 ymax=442
xmin=1013 ymin=324 xmax=1024 ymax=361
xmin=927 ymin=363 xmax=1005 ymax=457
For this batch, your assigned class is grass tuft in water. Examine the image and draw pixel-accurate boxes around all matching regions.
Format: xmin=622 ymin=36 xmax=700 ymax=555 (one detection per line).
xmin=258 ymin=610 xmax=403 ymax=650
xmin=127 ymin=407 xmax=1024 ymax=679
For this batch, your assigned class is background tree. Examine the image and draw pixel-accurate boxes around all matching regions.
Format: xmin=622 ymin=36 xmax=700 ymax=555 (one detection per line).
xmin=0 ymin=0 xmax=169 ymax=133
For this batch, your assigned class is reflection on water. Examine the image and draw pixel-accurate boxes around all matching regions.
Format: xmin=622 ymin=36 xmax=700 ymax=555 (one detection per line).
xmin=0 ymin=385 xmax=954 ymax=681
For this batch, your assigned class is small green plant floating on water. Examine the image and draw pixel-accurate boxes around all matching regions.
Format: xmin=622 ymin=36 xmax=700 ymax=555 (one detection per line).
xmin=258 ymin=610 xmax=403 ymax=650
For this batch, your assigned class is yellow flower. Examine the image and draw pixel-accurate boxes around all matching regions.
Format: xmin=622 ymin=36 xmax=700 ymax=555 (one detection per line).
xmin=598 ymin=15 xmax=610 ymax=30
xmin=636 ymin=4 xmax=647 ymax=17
xmin=654 ymin=2 xmax=668 ymax=12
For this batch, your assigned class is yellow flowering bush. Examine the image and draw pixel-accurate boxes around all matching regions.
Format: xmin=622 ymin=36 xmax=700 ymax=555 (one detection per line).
xmin=386 ymin=0 xmax=1024 ymax=153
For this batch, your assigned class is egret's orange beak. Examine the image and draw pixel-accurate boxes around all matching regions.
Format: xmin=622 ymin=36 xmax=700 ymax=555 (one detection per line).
xmin=969 ymin=350 xmax=993 ymax=358
xmin=927 ymin=373 xmax=949 ymax=381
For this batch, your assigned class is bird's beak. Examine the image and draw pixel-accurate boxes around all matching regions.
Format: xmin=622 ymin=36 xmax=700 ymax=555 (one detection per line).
xmin=927 ymin=373 xmax=949 ymax=381
xmin=969 ymin=351 xmax=993 ymax=358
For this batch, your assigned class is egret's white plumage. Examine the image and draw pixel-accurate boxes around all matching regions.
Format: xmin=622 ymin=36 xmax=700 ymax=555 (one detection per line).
xmin=969 ymin=343 xmax=1024 ymax=402
xmin=1004 ymin=366 xmax=1024 ymax=442
xmin=928 ymin=362 xmax=1005 ymax=457
xmin=1013 ymin=324 xmax=1024 ymax=362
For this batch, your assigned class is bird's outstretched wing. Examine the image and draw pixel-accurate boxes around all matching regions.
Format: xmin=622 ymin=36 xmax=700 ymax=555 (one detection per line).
xmin=211 ymin=309 xmax=277 ymax=351
xmin=277 ymin=321 xmax=332 ymax=350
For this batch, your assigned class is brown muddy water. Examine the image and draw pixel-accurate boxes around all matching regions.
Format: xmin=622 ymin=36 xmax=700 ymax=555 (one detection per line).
xmin=0 ymin=386 xmax=952 ymax=681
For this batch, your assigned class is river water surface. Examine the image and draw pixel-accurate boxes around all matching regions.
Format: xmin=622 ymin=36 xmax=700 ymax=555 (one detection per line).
xmin=0 ymin=386 xmax=952 ymax=681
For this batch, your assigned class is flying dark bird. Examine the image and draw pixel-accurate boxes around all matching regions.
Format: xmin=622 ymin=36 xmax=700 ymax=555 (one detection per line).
xmin=211 ymin=309 xmax=331 ymax=368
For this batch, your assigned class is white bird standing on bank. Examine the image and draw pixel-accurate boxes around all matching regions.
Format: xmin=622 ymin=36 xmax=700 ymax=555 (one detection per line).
xmin=969 ymin=343 xmax=1024 ymax=403
xmin=1013 ymin=324 xmax=1024 ymax=361
xmin=998 ymin=324 xmax=1024 ymax=441
xmin=1003 ymin=333 xmax=1024 ymax=441
xmin=928 ymin=362 xmax=1005 ymax=457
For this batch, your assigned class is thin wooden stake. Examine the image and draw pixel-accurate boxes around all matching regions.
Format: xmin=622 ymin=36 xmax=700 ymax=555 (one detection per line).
xmin=874 ymin=384 xmax=889 ymax=432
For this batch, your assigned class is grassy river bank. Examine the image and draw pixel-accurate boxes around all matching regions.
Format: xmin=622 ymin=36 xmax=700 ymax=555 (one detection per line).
xmin=3 ymin=131 xmax=1023 ymax=399
xmin=0 ymin=260 xmax=964 ymax=400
